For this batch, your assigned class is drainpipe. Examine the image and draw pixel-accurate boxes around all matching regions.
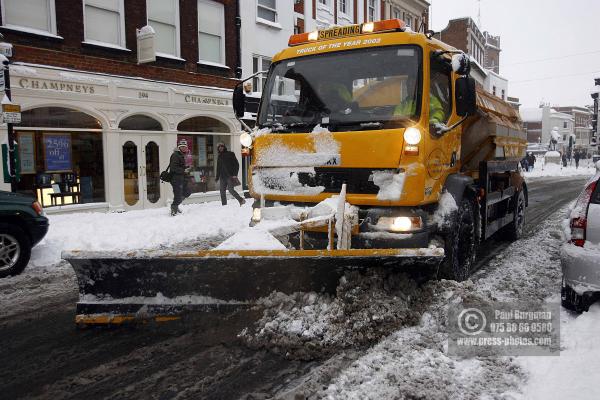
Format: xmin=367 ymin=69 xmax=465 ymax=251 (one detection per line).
xmin=235 ymin=0 xmax=242 ymax=79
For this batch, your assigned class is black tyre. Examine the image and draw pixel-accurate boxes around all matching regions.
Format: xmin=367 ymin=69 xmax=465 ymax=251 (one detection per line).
xmin=438 ymin=198 xmax=477 ymax=281
xmin=0 ymin=223 xmax=32 ymax=278
xmin=561 ymin=282 xmax=589 ymax=313
xmin=504 ymin=190 xmax=526 ymax=241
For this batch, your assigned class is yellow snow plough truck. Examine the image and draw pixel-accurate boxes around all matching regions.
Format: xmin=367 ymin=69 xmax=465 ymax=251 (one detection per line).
xmin=66 ymin=19 xmax=527 ymax=326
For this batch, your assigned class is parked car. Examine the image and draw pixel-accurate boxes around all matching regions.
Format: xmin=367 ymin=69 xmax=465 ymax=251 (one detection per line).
xmin=561 ymin=161 xmax=600 ymax=312
xmin=0 ymin=191 xmax=49 ymax=278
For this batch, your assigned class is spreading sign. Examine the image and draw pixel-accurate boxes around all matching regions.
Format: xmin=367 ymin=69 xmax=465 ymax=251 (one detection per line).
xmin=44 ymin=134 xmax=72 ymax=172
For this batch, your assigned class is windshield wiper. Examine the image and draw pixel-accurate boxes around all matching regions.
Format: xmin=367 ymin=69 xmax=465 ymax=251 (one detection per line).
xmin=327 ymin=121 xmax=385 ymax=131
xmin=261 ymin=121 xmax=316 ymax=133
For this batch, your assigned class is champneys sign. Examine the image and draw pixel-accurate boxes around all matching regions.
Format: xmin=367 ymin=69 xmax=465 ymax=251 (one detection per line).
xmin=18 ymin=78 xmax=102 ymax=95
xmin=183 ymin=94 xmax=230 ymax=106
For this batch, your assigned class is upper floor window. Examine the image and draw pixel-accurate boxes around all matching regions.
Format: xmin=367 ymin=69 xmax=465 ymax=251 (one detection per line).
xmin=198 ymin=0 xmax=225 ymax=65
xmin=1 ymin=0 xmax=56 ymax=36
xmin=253 ymin=55 xmax=271 ymax=93
xmin=318 ymin=0 xmax=328 ymax=5
xmin=147 ymin=0 xmax=180 ymax=58
xmin=339 ymin=0 xmax=347 ymax=14
xmin=367 ymin=0 xmax=377 ymax=22
xmin=393 ymin=8 xmax=401 ymax=20
xmin=83 ymin=0 xmax=125 ymax=48
xmin=257 ymin=0 xmax=277 ymax=22
xmin=405 ymin=15 xmax=412 ymax=28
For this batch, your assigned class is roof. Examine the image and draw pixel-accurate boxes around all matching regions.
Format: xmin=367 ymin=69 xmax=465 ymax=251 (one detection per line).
xmin=520 ymin=108 xmax=543 ymax=122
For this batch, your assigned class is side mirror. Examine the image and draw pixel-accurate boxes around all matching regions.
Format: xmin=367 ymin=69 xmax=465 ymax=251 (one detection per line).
xmin=455 ymin=76 xmax=477 ymax=117
xmin=451 ymin=53 xmax=470 ymax=76
xmin=232 ymin=84 xmax=246 ymax=118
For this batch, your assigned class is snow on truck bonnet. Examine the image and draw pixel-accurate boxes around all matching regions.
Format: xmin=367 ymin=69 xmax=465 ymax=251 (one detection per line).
xmin=252 ymin=125 xmax=341 ymax=196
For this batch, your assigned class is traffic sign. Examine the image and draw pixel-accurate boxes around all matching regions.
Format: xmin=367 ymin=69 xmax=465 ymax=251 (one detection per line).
xmin=3 ymin=112 xmax=21 ymax=123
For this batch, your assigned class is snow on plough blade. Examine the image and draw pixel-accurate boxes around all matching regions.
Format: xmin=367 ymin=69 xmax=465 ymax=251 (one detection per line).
xmin=65 ymin=248 xmax=444 ymax=326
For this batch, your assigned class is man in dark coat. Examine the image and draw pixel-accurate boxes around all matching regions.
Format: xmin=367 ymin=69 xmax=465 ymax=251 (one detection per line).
xmin=216 ymin=143 xmax=245 ymax=206
xmin=169 ymin=139 xmax=188 ymax=216
xmin=574 ymin=150 xmax=581 ymax=169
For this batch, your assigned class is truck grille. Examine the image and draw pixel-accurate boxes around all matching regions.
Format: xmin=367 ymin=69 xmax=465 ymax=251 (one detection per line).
xmin=296 ymin=168 xmax=380 ymax=194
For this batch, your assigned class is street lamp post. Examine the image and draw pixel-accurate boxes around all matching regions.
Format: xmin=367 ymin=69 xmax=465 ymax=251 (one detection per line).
xmin=0 ymin=54 xmax=16 ymax=192
xmin=591 ymin=78 xmax=600 ymax=151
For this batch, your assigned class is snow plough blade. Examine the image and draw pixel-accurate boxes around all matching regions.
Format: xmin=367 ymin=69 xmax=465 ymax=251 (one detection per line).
xmin=65 ymin=248 xmax=444 ymax=326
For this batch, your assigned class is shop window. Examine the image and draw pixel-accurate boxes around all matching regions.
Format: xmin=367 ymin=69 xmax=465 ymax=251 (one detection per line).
xmin=20 ymin=107 xmax=103 ymax=129
xmin=1 ymin=0 xmax=56 ymax=35
xmin=83 ymin=0 xmax=125 ymax=48
xmin=177 ymin=116 xmax=229 ymax=132
xmin=147 ymin=0 xmax=180 ymax=58
xmin=198 ymin=0 xmax=225 ymax=65
xmin=177 ymin=116 xmax=231 ymax=194
xmin=119 ymin=114 xmax=163 ymax=131
xmin=257 ymin=0 xmax=277 ymax=22
xmin=15 ymin=107 xmax=105 ymax=207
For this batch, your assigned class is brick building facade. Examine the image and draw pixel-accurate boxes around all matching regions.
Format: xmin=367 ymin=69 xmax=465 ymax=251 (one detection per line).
xmin=0 ymin=0 xmax=244 ymax=212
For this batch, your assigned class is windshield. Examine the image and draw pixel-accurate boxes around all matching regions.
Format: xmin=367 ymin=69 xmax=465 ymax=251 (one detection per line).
xmin=257 ymin=45 xmax=422 ymax=132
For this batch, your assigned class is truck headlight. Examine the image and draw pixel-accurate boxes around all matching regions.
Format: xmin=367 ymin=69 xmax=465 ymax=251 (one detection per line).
xmin=377 ymin=216 xmax=422 ymax=232
xmin=240 ymin=132 xmax=253 ymax=148
xmin=404 ymin=127 xmax=422 ymax=145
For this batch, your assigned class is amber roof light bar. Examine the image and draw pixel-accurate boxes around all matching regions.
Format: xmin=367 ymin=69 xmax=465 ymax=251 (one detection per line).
xmin=288 ymin=19 xmax=407 ymax=47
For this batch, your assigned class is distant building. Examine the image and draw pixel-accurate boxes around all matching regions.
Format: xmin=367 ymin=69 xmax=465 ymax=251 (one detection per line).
xmin=521 ymin=106 xmax=574 ymax=152
xmin=382 ymin=0 xmax=430 ymax=31
xmin=553 ymin=106 xmax=594 ymax=154
xmin=435 ymin=17 xmax=508 ymax=100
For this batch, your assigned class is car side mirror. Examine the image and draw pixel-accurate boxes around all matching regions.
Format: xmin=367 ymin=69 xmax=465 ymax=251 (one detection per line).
xmin=455 ymin=76 xmax=477 ymax=117
xmin=232 ymin=85 xmax=246 ymax=118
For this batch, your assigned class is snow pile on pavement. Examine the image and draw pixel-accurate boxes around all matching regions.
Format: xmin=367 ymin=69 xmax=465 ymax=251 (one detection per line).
xmin=524 ymin=163 xmax=595 ymax=178
xmin=240 ymin=270 xmax=425 ymax=360
xmin=29 ymin=201 xmax=253 ymax=268
xmin=518 ymin=304 xmax=600 ymax=400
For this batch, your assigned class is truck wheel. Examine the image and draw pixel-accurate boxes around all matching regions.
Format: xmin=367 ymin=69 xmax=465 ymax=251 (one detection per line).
xmin=0 ymin=223 xmax=32 ymax=278
xmin=504 ymin=190 xmax=526 ymax=241
xmin=438 ymin=198 xmax=477 ymax=281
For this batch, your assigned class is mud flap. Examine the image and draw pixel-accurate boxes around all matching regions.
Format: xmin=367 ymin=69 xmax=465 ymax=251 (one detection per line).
xmin=65 ymin=248 xmax=444 ymax=325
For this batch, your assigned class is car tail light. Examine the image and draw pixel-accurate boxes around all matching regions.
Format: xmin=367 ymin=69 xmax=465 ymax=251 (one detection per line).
xmin=32 ymin=201 xmax=44 ymax=216
xmin=570 ymin=180 xmax=597 ymax=247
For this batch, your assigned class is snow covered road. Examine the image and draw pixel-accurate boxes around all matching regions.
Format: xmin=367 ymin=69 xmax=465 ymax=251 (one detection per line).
xmin=0 ymin=176 xmax=595 ymax=400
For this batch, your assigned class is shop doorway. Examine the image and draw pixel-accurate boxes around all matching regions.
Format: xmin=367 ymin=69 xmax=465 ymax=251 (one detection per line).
xmin=121 ymin=135 xmax=161 ymax=210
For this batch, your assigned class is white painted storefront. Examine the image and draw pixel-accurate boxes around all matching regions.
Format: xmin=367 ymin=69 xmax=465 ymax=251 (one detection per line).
xmin=0 ymin=63 xmax=241 ymax=213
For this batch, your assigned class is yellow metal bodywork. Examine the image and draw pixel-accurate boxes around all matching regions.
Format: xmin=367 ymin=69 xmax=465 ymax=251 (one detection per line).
xmin=249 ymin=32 xmax=462 ymax=208
xmin=248 ymin=30 xmax=524 ymax=209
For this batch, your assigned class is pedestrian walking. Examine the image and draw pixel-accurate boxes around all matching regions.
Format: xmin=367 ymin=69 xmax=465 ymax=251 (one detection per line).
xmin=574 ymin=150 xmax=581 ymax=169
xmin=169 ymin=139 xmax=189 ymax=216
xmin=562 ymin=152 xmax=568 ymax=167
xmin=527 ymin=152 xmax=536 ymax=171
xmin=216 ymin=143 xmax=245 ymax=206
xmin=520 ymin=157 xmax=529 ymax=172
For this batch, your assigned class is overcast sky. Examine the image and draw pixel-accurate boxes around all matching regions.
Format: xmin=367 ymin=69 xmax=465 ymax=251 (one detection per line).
xmin=429 ymin=0 xmax=600 ymax=109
